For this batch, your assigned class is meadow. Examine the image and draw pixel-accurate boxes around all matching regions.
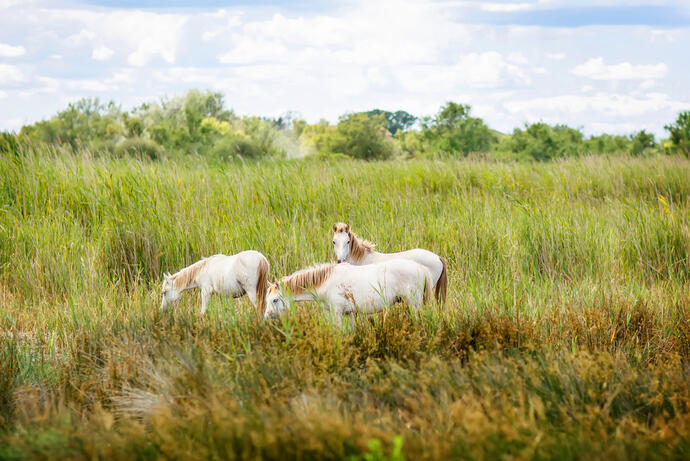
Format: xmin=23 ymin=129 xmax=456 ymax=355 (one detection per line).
xmin=0 ymin=150 xmax=689 ymax=459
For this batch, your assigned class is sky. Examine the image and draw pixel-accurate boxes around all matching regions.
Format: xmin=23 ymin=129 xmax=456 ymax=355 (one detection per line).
xmin=0 ymin=0 xmax=689 ymax=137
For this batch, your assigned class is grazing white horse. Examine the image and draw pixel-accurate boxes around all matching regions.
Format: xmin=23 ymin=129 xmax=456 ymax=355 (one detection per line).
xmin=160 ymin=250 xmax=270 ymax=315
xmin=331 ymin=223 xmax=448 ymax=304
xmin=264 ymin=260 xmax=432 ymax=324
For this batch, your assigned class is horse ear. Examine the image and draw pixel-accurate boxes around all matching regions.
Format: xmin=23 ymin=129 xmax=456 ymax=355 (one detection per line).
xmin=345 ymin=223 xmax=350 ymax=233
xmin=332 ymin=223 xmax=337 ymax=233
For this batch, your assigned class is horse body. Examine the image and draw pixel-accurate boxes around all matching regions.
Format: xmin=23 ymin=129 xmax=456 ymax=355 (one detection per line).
xmin=332 ymin=223 xmax=448 ymax=304
xmin=264 ymin=259 xmax=432 ymax=324
xmin=161 ymin=250 xmax=270 ymax=315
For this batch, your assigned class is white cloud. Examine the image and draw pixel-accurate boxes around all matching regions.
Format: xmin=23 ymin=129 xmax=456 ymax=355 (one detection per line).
xmin=639 ymin=79 xmax=655 ymax=89
xmin=0 ymin=90 xmax=7 ymax=98
xmin=480 ymin=2 xmax=534 ymax=13
xmin=398 ymin=51 xmax=531 ymax=92
xmin=504 ymin=92 xmax=687 ymax=118
xmin=49 ymin=9 xmax=188 ymax=66
xmin=92 ymin=46 xmax=114 ymax=61
xmin=546 ymin=52 xmax=565 ymax=60
xmin=571 ymin=57 xmax=667 ymax=80
xmin=0 ymin=43 xmax=25 ymax=57
xmin=507 ymin=52 xmax=528 ymax=64
xmin=0 ymin=63 xmax=24 ymax=84
xmin=218 ymin=37 xmax=289 ymax=64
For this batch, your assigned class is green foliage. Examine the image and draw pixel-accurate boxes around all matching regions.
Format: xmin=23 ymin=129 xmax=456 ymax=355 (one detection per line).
xmin=421 ymin=102 xmax=492 ymax=157
xmin=630 ymin=129 xmax=656 ymax=156
xmin=509 ymin=122 xmax=584 ymax=160
xmin=0 ymin=132 xmax=21 ymax=156
xmin=664 ymin=111 xmax=690 ymax=157
xmin=584 ymin=133 xmax=630 ymax=154
xmin=366 ymin=110 xmax=417 ymax=135
xmin=113 ymin=137 xmax=162 ymax=160
xmin=311 ymin=112 xmax=396 ymax=160
xmin=20 ymin=97 xmax=122 ymax=152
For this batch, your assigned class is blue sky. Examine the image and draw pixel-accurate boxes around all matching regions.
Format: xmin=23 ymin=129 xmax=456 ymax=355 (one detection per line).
xmin=1 ymin=0 xmax=689 ymax=136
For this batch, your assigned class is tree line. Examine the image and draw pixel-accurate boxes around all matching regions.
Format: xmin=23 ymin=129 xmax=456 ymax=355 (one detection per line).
xmin=1 ymin=89 xmax=689 ymax=161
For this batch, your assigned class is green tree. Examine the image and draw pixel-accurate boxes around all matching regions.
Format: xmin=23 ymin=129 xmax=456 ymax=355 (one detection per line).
xmin=421 ymin=102 xmax=492 ymax=156
xmin=510 ymin=122 xmax=583 ymax=161
xmin=366 ymin=109 xmax=417 ymax=134
xmin=327 ymin=112 xmax=396 ymax=160
xmin=584 ymin=133 xmax=630 ymax=154
xmin=20 ymin=97 xmax=121 ymax=151
xmin=665 ymin=111 xmax=690 ymax=157
xmin=630 ymin=130 xmax=656 ymax=156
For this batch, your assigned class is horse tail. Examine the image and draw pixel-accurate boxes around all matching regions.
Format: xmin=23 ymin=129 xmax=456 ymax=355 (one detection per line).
xmin=423 ymin=266 xmax=434 ymax=305
xmin=435 ymin=256 xmax=448 ymax=306
xmin=255 ymin=257 xmax=270 ymax=314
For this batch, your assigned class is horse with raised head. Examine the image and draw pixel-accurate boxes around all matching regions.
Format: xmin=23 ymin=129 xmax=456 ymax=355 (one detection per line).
xmin=263 ymin=259 xmax=432 ymax=324
xmin=160 ymin=250 xmax=270 ymax=315
xmin=331 ymin=222 xmax=448 ymax=304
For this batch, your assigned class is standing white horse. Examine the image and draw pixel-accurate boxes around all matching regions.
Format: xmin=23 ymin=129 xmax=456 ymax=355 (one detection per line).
xmin=160 ymin=250 xmax=270 ymax=315
xmin=331 ymin=223 xmax=448 ymax=304
xmin=264 ymin=260 xmax=432 ymax=324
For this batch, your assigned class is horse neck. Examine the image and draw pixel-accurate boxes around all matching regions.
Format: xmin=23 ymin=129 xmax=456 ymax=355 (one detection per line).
xmin=281 ymin=264 xmax=333 ymax=299
xmin=291 ymin=291 xmax=319 ymax=302
xmin=171 ymin=276 xmax=198 ymax=292
xmin=349 ymin=235 xmax=376 ymax=263
xmin=171 ymin=264 xmax=204 ymax=291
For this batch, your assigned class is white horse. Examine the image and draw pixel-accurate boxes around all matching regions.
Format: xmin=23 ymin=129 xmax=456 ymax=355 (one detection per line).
xmin=331 ymin=223 xmax=448 ymax=304
xmin=264 ymin=259 xmax=433 ymax=324
xmin=160 ymin=250 xmax=270 ymax=315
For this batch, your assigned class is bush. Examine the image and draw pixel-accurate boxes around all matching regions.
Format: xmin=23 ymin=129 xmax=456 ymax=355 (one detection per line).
xmin=510 ymin=122 xmax=583 ymax=161
xmin=584 ymin=134 xmax=630 ymax=154
xmin=114 ymin=138 xmax=162 ymax=160
xmin=630 ymin=130 xmax=656 ymax=156
xmin=0 ymin=133 xmax=21 ymax=156
xmin=421 ymin=102 xmax=492 ymax=157
xmin=19 ymin=97 xmax=121 ymax=150
xmin=319 ymin=113 xmax=396 ymax=160
xmin=210 ymin=136 xmax=264 ymax=160
xmin=665 ymin=111 xmax=690 ymax=157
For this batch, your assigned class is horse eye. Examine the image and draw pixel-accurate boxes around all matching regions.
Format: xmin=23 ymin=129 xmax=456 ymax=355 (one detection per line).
xmin=346 ymin=240 xmax=350 ymax=244
xmin=332 ymin=240 xmax=335 ymax=245
xmin=273 ymin=298 xmax=279 ymax=304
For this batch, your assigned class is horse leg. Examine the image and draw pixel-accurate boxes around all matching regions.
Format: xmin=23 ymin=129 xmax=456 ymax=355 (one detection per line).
xmin=200 ymin=288 xmax=212 ymax=315
xmin=405 ymin=288 xmax=423 ymax=315
xmin=245 ymin=282 xmax=257 ymax=306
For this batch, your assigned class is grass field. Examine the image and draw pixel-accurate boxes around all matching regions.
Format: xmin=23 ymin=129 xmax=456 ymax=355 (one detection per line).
xmin=0 ymin=151 xmax=689 ymax=459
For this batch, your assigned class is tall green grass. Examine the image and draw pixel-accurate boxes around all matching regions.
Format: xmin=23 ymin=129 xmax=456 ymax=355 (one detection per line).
xmin=0 ymin=151 xmax=689 ymax=459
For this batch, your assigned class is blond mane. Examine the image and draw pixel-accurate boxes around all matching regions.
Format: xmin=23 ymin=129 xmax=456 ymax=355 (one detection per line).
xmin=280 ymin=263 xmax=335 ymax=294
xmin=349 ymin=233 xmax=376 ymax=262
xmin=169 ymin=258 xmax=211 ymax=290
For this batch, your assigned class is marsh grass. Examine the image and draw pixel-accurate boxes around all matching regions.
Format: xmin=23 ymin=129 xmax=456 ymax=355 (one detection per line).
xmin=0 ymin=151 xmax=689 ymax=459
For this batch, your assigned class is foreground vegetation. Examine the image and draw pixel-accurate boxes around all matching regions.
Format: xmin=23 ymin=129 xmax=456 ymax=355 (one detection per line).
xmin=0 ymin=151 xmax=689 ymax=459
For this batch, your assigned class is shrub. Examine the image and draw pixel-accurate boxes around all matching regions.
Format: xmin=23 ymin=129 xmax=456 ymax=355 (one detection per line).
xmin=665 ymin=111 xmax=690 ymax=157
xmin=584 ymin=134 xmax=630 ymax=154
xmin=19 ymin=97 xmax=121 ymax=150
xmin=321 ymin=113 xmax=396 ymax=160
xmin=510 ymin=122 xmax=583 ymax=161
xmin=630 ymin=130 xmax=656 ymax=156
xmin=210 ymin=136 xmax=263 ymax=160
xmin=114 ymin=137 xmax=162 ymax=160
xmin=420 ymin=102 xmax=492 ymax=157
xmin=0 ymin=133 xmax=21 ymax=156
